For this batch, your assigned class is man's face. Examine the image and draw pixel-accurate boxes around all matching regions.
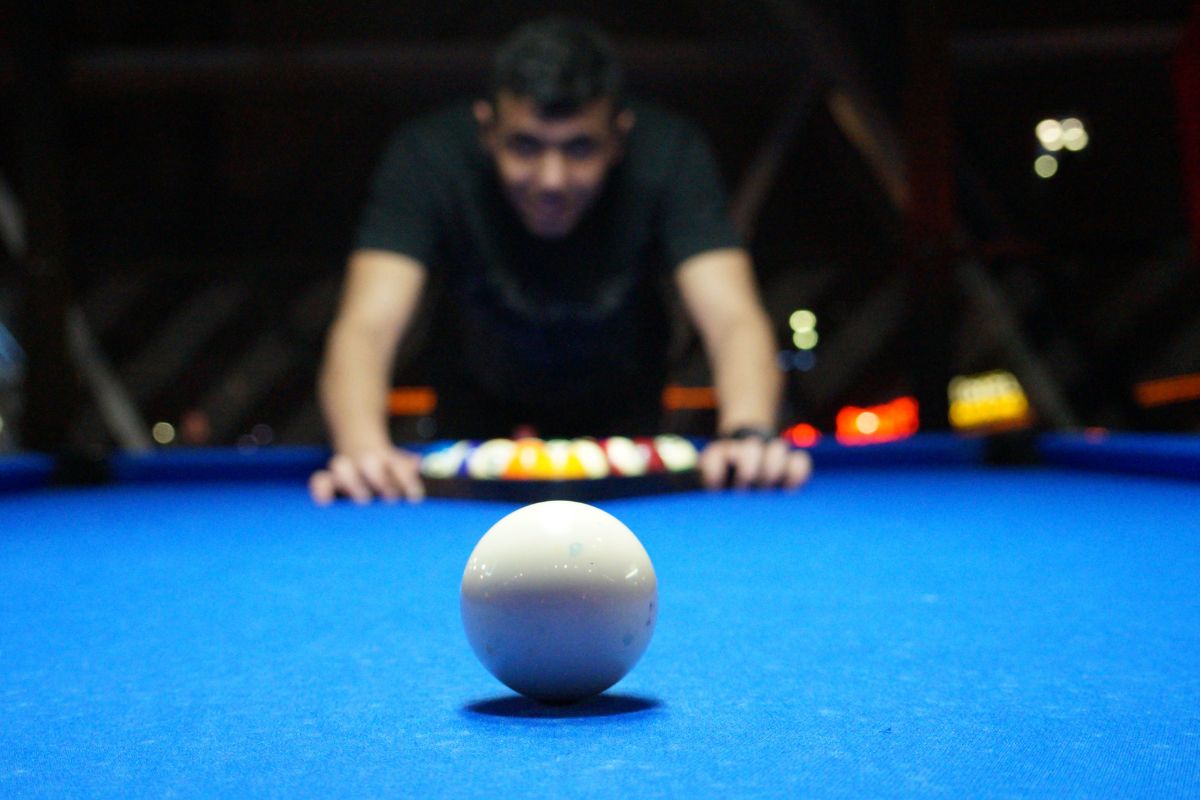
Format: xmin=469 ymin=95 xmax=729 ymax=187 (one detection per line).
xmin=476 ymin=92 xmax=633 ymax=238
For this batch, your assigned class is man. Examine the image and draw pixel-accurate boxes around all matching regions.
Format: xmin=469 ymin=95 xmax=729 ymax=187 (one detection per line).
xmin=309 ymin=17 xmax=811 ymax=504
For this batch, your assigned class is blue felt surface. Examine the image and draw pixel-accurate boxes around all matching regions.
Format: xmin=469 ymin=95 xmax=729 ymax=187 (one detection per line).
xmin=1039 ymin=432 xmax=1200 ymax=481
xmin=2 ymin=469 xmax=1200 ymax=798
xmin=0 ymin=453 xmax=54 ymax=492
xmin=807 ymin=431 xmax=985 ymax=468
xmin=110 ymin=446 xmax=330 ymax=483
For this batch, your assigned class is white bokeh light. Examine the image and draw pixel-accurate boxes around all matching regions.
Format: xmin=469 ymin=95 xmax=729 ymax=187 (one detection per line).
xmin=1034 ymin=155 xmax=1059 ymax=178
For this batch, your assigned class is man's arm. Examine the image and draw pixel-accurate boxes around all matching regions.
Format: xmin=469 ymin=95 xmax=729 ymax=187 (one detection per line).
xmin=675 ymin=247 xmax=779 ymax=434
xmin=309 ymin=249 xmax=428 ymax=504
xmin=674 ymin=247 xmax=811 ymax=489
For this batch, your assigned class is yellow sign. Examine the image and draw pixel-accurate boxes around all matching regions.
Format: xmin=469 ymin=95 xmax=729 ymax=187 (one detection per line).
xmin=948 ymin=371 xmax=1032 ymax=431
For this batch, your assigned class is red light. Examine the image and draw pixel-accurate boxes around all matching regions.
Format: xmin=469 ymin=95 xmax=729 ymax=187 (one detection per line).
xmin=783 ymin=423 xmax=821 ymax=448
xmin=836 ymin=396 xmax=920 ymax=445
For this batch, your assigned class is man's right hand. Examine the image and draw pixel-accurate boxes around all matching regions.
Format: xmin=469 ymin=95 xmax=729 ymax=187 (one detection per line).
xmin=308 ymin=448 xmax=426 ymax=505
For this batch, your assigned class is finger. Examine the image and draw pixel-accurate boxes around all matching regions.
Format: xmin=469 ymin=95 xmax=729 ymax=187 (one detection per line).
xmin=783 ymin=449 xmax=814 ymax=489
xmin=309 ymin=470 xmax=336 ymax=506
xmin=698 ymin=442 xmax=731 ymax=489
xmin=359 ymin=454 xmax=399 ymax=502
xmin=731 ymin=439 xmax=765 ymax=489
xmin=388 ymin=452 xmax=426 ymax=503
xmin=758 ymin=439 xmax=790 ymax=486
xmin=329 ymin=455 xmax=372 ymax=504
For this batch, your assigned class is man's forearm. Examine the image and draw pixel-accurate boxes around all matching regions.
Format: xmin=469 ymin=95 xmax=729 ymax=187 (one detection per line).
xmin=673 ymin=248 xmax=783 ymax=436
xmin=708 ymin=312 xmax=782 ymax=435
xmin=319 ymin=322 xmax=396 ymax=454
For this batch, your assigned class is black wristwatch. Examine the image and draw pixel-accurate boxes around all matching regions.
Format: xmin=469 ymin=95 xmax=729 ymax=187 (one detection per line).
xmin=722 ymin=426 xmax=776 ymax=442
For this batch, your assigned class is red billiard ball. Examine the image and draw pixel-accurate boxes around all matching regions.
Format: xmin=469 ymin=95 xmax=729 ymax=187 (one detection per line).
xmin=633 ymin=437 xmax=666 ymax=473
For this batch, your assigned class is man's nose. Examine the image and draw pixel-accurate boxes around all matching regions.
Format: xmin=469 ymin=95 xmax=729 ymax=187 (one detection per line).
xmin=534 ymin=150 xmax=568 ymax=191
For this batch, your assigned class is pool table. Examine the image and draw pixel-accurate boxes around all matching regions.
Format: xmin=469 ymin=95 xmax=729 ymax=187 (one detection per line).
xmin=2 ymin=433 xmax=1198 ymax=798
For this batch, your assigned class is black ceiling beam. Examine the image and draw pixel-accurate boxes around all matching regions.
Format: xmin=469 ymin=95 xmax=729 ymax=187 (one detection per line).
xmin=0 ymin=25 xmax=1182 ymax=96
xmin=0 ymin=41 xmax=804 ymax=96
xmin=952 ymin=23 xmax=1183 ymax=67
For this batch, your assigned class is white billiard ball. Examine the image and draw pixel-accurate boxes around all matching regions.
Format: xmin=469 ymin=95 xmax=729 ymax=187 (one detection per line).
xmin=654 ymin=435 xmax=700 ymax=472
xmin=419 ymin=440 xmax=471 ymax=478
xmin=466 ymin=438 xmax=516 ymax=479
xmin=460 ymin=501 xmax=658 ymax=703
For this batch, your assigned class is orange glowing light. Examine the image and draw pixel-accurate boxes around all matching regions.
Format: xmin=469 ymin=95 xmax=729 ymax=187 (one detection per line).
xmin=1133 ymin=373 xmax=1200 ymax=408
xmin=388 ymin=386 xmax=438 ymax=416
xmin=836 ymin=396 xmax=919 ymax=445
xmin=662 ymin=385 xmax=718 ymax=411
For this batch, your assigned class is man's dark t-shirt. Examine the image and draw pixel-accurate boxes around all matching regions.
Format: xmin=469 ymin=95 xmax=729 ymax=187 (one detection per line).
xmin=355 ymin=99 xmax=741 ymax=438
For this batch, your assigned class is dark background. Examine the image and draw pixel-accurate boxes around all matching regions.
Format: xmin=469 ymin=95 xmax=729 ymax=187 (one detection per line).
xmin=1 ymin=1 xmax=1196 ymax=453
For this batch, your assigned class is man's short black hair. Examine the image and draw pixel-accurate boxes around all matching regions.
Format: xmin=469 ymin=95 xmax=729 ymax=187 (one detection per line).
xmin=491 ymin=17 xmax=624 ymax=118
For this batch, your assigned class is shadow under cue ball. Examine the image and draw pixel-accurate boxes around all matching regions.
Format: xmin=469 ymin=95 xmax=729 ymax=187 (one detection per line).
xmin=460 ymin=500 xmax=658 ymax=704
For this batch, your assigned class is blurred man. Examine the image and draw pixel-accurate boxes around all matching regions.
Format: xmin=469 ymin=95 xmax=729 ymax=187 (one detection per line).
xmin=310 ymin=17 xmax=810 ymax=503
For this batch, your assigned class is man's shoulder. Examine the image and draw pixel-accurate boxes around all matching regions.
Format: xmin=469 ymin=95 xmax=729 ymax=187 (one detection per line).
xmin=620 ymin=98 xmax=718 ymax=187
xmin=399 ymin=99 xmax=476 ymax=134
xmin=381 ymin=99 xmax=479 ymax=163
xmin=625 ymin=97 xmax=703 ymax=144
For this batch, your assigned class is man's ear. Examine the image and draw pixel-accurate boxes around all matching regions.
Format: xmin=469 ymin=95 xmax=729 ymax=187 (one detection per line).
xmin=473 ymin=99 xmax=496 ymax=149
xmin=473 ymin=99 xmax=495 ymax=128
xmin=611 ymin=108 xmax=636 ymax=160
xmin=615 ymin=108 xmax=636 ymax=139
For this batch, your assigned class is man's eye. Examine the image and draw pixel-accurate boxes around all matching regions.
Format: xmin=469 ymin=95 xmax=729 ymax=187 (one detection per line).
xmin=507 ymin=137 xmax=542 ymax=157
xmin=563 ymin=139 xmax=599 ymax=159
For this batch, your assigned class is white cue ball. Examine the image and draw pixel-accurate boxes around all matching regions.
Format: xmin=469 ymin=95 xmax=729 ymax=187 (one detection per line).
xmin=460 ymin=500 xmax=658 ymax=703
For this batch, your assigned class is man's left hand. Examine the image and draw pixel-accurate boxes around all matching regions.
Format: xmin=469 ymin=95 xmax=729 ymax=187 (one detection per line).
xmin=698 ymin=436 xmax=812 ymax=490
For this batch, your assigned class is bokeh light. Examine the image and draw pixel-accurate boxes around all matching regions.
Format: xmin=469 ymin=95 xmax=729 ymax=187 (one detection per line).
xmin=1063 ymin=130 xmax=1089 ymax=152
xmin=1037 ymin=116 xmax=1089 ymax=157
xmin=948 ymin=370 xmax=1032 ymax=432
xmin=1034 ymin=155 xmax=1059 ymax=178
xmin=1036 ymin=118 xmax=1063 ymax=150
xmin=789 ymin=309 xmax=817 ymax=333
xmin=251 ymin=423 xmax=274 ymax=445
xmin=783 ymin=422 xmax=821 ymax=448
xmin=855 ymin=411 xmax=880 ymax=435
xmin=152 ymin=421 xmax=176 ymax=445
xmin=836 ymin=397 xmax=919 ymax=445
xmin=792 ymin=330 xmax=819 ymax=350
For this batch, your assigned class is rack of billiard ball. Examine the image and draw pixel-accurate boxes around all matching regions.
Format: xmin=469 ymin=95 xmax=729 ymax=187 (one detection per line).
xmin=419 ymin=435 xmax=702 ymax=501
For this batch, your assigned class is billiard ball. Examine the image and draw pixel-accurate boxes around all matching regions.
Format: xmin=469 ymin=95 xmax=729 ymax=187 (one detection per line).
xmin=569 ymin=438 xmax=609 ymax=478
xmin=633 ymin=437 xmax=666 ymax=473
xmin=654 ymin=435 xmax=700 ymax=472
xmin=419 ymin=440 xmax=471 ymax=478
xmin=460 ymin=501 xmax=658 ymax=703
xmin=544 ymin=438 xmax=586 ymax=479
xmin=467 ymin=438 xmax=517 ymax=479
xmin=602 ymin=436 xmax=649 ymax=476
xmin=502 ymin=437 xmax=553 ymax=480
xmin=453 ymin=440 xmax=482 ymax=476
